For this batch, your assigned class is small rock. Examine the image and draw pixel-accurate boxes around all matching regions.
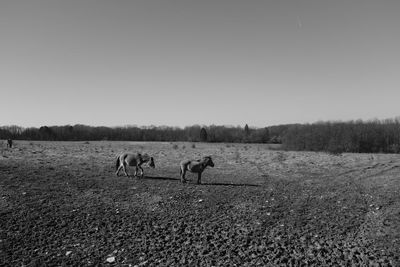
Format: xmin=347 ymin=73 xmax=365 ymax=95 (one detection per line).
xmin=106 ymin=256 xmax=115 ymax=263
xmin=198 ymin=199 xmax=203 ymax=202
xmin=66 ymin=251 xmax=72 ymax=256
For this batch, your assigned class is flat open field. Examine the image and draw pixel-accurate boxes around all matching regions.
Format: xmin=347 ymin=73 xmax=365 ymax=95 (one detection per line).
xmin=1 ymin=141 xmax=400 ymax=266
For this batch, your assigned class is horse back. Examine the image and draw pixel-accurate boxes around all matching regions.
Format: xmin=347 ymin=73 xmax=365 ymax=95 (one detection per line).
xmin=181 ymin=159 xmax=202 ymax=173
xmin=124 ymin=153 xmax=141 ymax=166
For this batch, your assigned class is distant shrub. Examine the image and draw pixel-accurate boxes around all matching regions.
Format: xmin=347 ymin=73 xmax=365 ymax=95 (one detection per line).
xmin=182 ymin=145 xmax=186 ymax=150
xmin=268 ymin=144 xmax=282 ymax=151
xmin=327 ymin=151 xmax=343 ymax=156
xmin=327 ymin=148 xmax=343 ymax=156
xmin=173 ymin=144 xmax=179 ymax=149
xmin=192 ymin=143 xmax=196 ymax=149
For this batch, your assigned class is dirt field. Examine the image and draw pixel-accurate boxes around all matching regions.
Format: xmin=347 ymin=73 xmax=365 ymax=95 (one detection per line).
xmin=1 ymin=141 xmax=400 ymax=266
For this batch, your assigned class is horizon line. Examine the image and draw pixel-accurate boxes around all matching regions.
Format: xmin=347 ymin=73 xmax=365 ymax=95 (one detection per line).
xmin=2 ymin=116 xmax=400 ymax=130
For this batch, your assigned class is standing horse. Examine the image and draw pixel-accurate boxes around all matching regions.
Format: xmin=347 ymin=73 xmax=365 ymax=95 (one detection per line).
xmin=115 ymin=153 xmax=155 ymax=178
xmin=180 ymin=156 xmax=214 ymax=184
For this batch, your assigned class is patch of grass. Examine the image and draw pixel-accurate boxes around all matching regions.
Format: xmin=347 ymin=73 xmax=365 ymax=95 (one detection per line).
xmin=234 ymin=149 xmax=241 ymax=162
xmin=2 ymin=140 xmax=399 ymax=266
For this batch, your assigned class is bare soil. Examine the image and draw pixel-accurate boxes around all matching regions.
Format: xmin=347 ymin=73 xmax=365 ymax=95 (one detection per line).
xmin=1 ymin=141 xmax=400 ymax=266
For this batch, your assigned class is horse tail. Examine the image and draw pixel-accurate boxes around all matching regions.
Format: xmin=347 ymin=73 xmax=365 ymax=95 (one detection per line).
xmin=115 ymin=155 xmax=120 ymax=171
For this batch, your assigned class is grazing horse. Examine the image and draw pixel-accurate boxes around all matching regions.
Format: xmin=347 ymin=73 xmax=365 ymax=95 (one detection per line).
xmin=6 ymin=139 xmax=12 ymax=148
xmin=180 ymin=156 xmax=214 ymax=184
xmin=115 ymin=153 xmax=155 ymax=178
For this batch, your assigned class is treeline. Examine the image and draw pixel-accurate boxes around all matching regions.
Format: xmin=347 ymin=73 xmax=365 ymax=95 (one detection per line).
xmin=0 ymin=124 xmax=270 ymax=143
xmin=2 ymin=118 xmax=400 ymax=153
xmin=281 ymin=119 xmax=400 ymax=153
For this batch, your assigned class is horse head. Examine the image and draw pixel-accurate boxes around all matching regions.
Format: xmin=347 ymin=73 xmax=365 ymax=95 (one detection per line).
xmin=149 ymin=157 xmax=155 ymax=168
xmin=204 ymin=156 xmax=214 ymax=167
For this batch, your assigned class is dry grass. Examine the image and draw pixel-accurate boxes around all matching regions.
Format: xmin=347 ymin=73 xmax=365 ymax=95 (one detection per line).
xmin=1 ymin=141 xmax=399 ymax=266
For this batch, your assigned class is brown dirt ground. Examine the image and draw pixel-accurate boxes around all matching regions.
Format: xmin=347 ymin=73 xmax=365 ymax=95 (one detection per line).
xmin=1 ymin=141 xmax=400 ymax=266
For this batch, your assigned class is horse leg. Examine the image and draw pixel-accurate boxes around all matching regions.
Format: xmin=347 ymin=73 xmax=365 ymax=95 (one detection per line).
xmin=180 ymin=168 xmax=187 ymax=183
xmin=116 ymin=165 xmax=123 ymax=176
xmin=197 ymin=172 xmax=202 ymax=184
xmin=134 ymin=166 xmax=138 ymax=177
xmin=139 ymin=166 xmax=144 ymax=178
xmin=123 ymin=162 xmax=129 ymax=177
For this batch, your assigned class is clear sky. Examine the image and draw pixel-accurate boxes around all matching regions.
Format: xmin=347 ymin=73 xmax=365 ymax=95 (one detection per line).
xmin=1 ymin=0 xmax=399 ymax=128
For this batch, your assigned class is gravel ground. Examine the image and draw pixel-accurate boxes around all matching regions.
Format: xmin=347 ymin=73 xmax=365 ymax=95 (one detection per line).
xmin=1 ymin=141 xmax=399 ymax=266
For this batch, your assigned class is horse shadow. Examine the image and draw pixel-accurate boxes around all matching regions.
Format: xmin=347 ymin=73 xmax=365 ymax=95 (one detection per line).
xmin=143 ymin=176 xmax=260 ymax=187
xmin=201 ymin=182 xmax=260 ymax=187
xmin=143 ymin=176 xmax=180 ymax=181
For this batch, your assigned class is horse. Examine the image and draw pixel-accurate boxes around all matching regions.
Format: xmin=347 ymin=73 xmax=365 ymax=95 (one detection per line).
xmin=179 ymin=156 xmax=214 ymax=184
xmin=6 ymin=139 xmax=12 ymax=148
xmin=115 ymin=153 xmax=155 ymax=178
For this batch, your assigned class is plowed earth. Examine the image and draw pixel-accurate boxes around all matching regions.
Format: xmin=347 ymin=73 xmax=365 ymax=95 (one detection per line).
xmin=1 ymin=141 xmax=400 ymax=266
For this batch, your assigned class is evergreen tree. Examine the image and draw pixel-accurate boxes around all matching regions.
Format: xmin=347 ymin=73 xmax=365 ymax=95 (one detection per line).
xmin=200 ymin=127 xmax=208 ymax=142
xmin=244 ymin=124 xmax=250 ymax=136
